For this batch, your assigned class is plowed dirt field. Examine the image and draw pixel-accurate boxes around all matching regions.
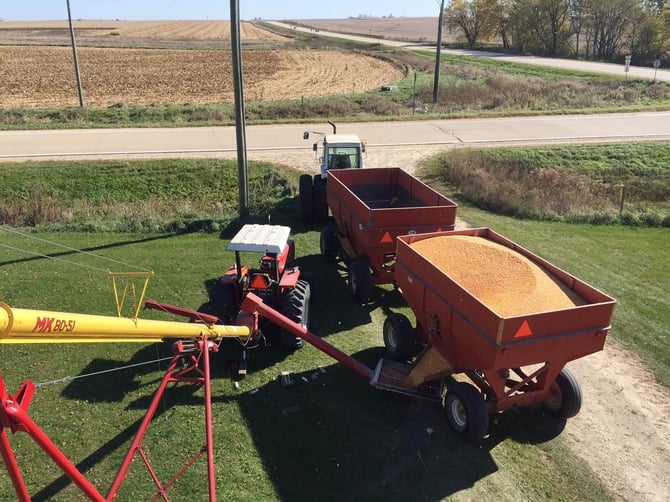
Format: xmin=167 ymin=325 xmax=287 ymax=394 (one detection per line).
xmin=0 ymin=46 xmax=404 ymax=108
xmin=0 ymin=21 xmax=404 ymax=108
xmin=0 ymin=20 xmax=287 ymax=41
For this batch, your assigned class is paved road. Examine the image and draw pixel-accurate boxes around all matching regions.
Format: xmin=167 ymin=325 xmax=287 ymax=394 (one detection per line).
xmin=268 ymin=21 xmax=670 ymax=83
xmin=2 ymin=112 xmax=669 ymax=165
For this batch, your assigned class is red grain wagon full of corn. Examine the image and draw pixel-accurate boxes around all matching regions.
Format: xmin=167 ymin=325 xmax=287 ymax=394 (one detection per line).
xmin=372 ymin=228 xmax=616 ymax=440
xmin=321 ymin=167 xmax=458 ymax=302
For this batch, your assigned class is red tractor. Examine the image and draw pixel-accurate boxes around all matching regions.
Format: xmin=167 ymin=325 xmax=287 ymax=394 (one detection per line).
xmin=147 ymin=224 xmax=311 ymax=350
xmin=205 ymin=224 xmax=311 ymax=349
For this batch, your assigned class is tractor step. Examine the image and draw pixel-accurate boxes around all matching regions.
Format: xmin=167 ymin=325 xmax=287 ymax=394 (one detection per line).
xmin=370 ymin=359 xmax=443 ymax=402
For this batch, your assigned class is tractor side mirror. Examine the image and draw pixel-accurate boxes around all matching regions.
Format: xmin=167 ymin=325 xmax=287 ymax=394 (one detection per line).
xmin=303 ymin=131 xmax=309 ymax=140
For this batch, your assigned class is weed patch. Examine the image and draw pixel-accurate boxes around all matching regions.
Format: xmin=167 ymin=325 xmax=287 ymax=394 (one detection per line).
xmin=429 ymin=143 xmax=670 ymax=226
xmin=0 ymin=159 xmax=299 ymax=231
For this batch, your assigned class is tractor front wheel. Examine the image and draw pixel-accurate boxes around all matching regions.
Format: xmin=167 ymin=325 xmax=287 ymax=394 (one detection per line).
xmin=348 ymin=260 xmax=373 ymax=303
xmin=299 ymin=174 xmax=314 ymax=223
xmin=445 ymin=382 xmax=489 ymax=442
xmin=313 ymin=175 xmax=328 ymax=222
xmin=279 ymin=279 xmax=311 ymax=349
xmin=383 ymin=313 xmax=415 ymax=361
xmin=205 ymin=282 xmax=238 ymax=324
xmin=542 ymin=367 xmax=582 ymax=419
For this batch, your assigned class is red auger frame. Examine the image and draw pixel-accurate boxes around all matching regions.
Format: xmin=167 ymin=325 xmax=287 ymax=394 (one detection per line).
xmin=1 ymin=338 xmax=220 ymax=502
xmin=0 ymin=294 xmax=369 ymax=501
xmin=0 ymin=300 xmax=251 ymax=501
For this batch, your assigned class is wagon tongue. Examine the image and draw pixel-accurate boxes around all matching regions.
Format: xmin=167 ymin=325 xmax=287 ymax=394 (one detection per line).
xmin=370 ymin=359 xmax=443 ymax=402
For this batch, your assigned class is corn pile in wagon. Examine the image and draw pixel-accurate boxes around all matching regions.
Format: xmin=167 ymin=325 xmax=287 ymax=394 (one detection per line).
xmin=409 ymin=235 xmax=586 ymax=317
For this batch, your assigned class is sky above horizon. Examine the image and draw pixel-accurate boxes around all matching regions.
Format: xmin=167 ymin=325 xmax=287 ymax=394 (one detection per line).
xmin=2 ymin=1 xmax=441 ymax=21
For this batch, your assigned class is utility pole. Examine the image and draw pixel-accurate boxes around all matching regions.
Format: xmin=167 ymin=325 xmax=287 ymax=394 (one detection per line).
xmin=230 ymin=0 xmax=249 ymax=218
xmin=66 ymin=0 xmax=84 ymax=108
xmin=432 ymin=0 xmax=445 ymax=104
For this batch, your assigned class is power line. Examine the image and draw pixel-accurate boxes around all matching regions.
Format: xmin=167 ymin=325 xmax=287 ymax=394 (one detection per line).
xmin=1 ymin=226 xmax=151 ymax=272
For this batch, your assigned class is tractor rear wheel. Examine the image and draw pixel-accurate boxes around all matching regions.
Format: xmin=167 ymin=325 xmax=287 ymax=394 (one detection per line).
xmin=320 ymin=225 xmax=339 ymax=261
xmin=445 ymin=382 xmax=489 ymax=442
xmin=299 ymin=174 xmax=314 ymax=223
xmin=348 ymin=259 xmax=373 ymax=302
xmin=542 ymin=367 xmax=582 ymax=419
xmin=383 ymin=313 xmax=415 ymax=361
xmin=313 ymin=175 xmax=328 ymax=222
xmin=279 ymin=279 xmax=311 ymax=349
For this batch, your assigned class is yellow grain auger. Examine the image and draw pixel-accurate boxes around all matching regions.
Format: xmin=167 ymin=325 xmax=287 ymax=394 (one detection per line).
xmin=0 ymin=271 xmax=250 ymax=502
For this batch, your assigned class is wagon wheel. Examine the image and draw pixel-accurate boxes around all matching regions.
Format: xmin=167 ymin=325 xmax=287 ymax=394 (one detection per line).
xmin=348 ymin=259 xmax=373 ymax=302
xmin=299 ymin=174 xmax=314 ymax=223
xmin=445 ymin=382 xmax=489 ymax=442
xmin=383 ymin=313 xmax=415 ymax=361
xmin=542 ymin=367 xmax=582 ymax=419
xmin=320 ymin=225 xmax=339 ymax=262
xmin=313 ymin=175 xmax=329 ymax=222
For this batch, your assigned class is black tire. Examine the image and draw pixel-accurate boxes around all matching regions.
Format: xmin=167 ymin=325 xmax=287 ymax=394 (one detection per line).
xmin=313 ymin=175 xmax=329 ymax=222
xmin=299 ymin=174 xmax=314 ymax=223
xmin=320 ymin=225 xmax=339 ymax=262
xmin=383 ymin=313 xmax=415 ymax=361
xmin=347 ymin=259 xmax=373 ymax=302
xmin=206 ymin=282 xmax=238 ymax=324
xmin=445 ymin=382 xmax=489 ymax=442
xmin=279 ymin=279 xmax=311 ymax=349
xmin=542 ymin=367 xmax=582 ymax=419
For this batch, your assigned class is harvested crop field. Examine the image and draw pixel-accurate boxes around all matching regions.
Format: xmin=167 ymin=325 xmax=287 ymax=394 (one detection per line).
xmin=0 ymin=20 xmax=405 ymax=108
xmin=293 ymin=17 xmax=446 ymax=43
xmin=0 ymin=20 xmax=288 ymax=43
xmin=0 ymin=46 xmax=405 ymax=108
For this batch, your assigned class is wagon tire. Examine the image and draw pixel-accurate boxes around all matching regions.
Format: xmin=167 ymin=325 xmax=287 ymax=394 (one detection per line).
xmin=383 ymin=313 xmax=415 ymax=361
xmin=445 ymin=382 xmax=489 ymax=442
xmin=320 ymin=225 xmax=339 ymax=261
xmin=348 ymin=260 xmax=373 ymax=302
xmin=279 ymin=279 xmax=311 ymax=350
xmin=299 ymin=174 xmax=314 ymax=223
xmin=313 ymin=175 xmax=329 ymax=222
xmin=542 ymin=367 xmax=582 ymax=419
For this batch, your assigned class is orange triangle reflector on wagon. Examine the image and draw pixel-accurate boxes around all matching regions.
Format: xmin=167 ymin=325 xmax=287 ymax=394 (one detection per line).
xmin=380 ymin=232 xmax=393 ymax=243
xmin=514 ymin=320 xmax=533 ymax=338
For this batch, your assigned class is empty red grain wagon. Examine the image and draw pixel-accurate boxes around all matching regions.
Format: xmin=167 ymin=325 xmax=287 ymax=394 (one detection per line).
xmin=322 ymin=167 xmax=457 ymax=301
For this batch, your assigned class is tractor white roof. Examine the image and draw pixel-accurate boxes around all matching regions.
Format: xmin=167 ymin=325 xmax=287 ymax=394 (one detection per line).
xmin=325 ymin=134 xmax=362 ymax=146
xmin=227 ymin=224 xmax=290 ymax=254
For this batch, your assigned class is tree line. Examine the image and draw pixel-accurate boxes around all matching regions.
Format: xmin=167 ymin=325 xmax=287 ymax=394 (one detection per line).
xmin=444 ymin=0 xmax=669 ymax=64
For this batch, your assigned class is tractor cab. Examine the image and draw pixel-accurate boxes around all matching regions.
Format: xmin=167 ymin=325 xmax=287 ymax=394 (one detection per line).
xmin=226 ymin=224 xmax=297 ymax=299
xmin=149 ymin=224 xmax=310 ymax=352
xmin=300 ymin=122 xmax=367 ymax=223
xmin=216 ymin=224 xmax=308 ymax=349
xmin=309 ymin=133 xmax=365 ymax=179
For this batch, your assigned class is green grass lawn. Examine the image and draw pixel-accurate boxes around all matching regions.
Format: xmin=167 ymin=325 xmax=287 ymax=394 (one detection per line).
xmin=3 ymin=150 xmax=667 ymax=500
xmin=0 ymin=229 xmax=613 ymax=501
